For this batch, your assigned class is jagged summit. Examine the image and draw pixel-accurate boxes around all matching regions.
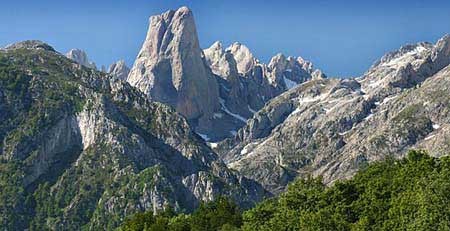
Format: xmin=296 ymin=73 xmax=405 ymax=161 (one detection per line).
xmin=357 ymin=34 xmax=450 ymax=99
xmin=203 ymin=41 xmax=239 ymax=79
xmin=127 ymin=6 xmax=325 ymax=141
xmin=126 ymin=6 xmax=325 ymax=141
xmin=0 ymin=42 xmax=266 ymax=229
xmin=5 ymin=40 xmax=56 ymax=52
xmin=108 ymin=60 xmax=130 ymax=81
xmin=65 ymin=49 xmax=97 ymax=69
xmin=215 ymin=33 xmax=450 ymax=194
xmin=370 ymin=42 xmax=433 ymax=70
xmin=226 ymin=42 xmax=257 ymax=75
xmin=128 ymin=6 xmax=220 ymax=135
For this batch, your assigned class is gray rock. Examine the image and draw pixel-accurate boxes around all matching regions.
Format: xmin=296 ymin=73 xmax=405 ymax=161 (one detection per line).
xmin=108 ymin=60 xmax=130 ymax=81
xmin=0 ymin=44 xmax=266 ymax=229
xmin=217 ymin=34 xmax=450 ymax=194
xmin=66 ymin=48 xmax=97 ymax=69
xmin=202 ymin=40 xmax=325 ymax=141
xmin=203 ymin=41 xmax=239 ymax=81
xmin=127 ymin=7 xmax=325 ymax=142
xmin=5 ymin=40 xmax=56 ymax=52
xmin=127 ymin=6 xmax=220 ymax=134
xmin=227 ymin=42 xmax=257 ymax=75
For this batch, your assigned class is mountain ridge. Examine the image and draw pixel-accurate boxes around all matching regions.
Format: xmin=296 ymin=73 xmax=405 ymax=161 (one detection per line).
xmin=214 ymin=34 xmax=450 ymax=193
xmin=127 ymin=6 xmax=325 ymax=142
xmin=2 ymin=6 xmax=450 ymax=230
xmin=0 ymin=41 xmax=266 ymax=229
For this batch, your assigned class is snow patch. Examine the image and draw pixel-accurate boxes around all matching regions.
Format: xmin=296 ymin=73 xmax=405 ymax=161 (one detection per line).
xmin=219 ymin=98 xmax=247 ymax=123
xmin=240 ymin=147 xmax=249 ymax=155
xmin=299 ymin=96 xmax=321 ymax=103
xmin=283 ymin=76 xmax=298 ymax=90
xmin=196 ymin=132 xmax=210 ymax=141
xmin=247 ymin=105 xmax=257 ymax=114
xmin=240 ymin=142 xmax=259 ymax=155
xmin=339 ymin=129 xmax=352 ymax=136
xmin=381 ymin=95 xmax=398 ymax=104
xmin=364 ymin=113 xmax=374 ymax=121
xmin=424 ymin=134 xmax=435 ymax=141
xmin=360 ymin=88 xmax=367 ymax=94
xmin=381 ymin=46 xmax=428 ymax=68
xmin=289 ymin=107 xmax=302 ymax=117
xmin=208 ymin=142 xmax=219 ymax=148
xmin=213 ymin=113 xmax=223 ymax=119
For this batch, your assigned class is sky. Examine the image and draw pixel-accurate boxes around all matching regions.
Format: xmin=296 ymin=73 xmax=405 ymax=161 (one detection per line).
xmin=1 ymin=0 xmax=450 ymax=77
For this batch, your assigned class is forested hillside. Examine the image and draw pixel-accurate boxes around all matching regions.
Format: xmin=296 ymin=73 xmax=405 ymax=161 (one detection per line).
xmin=120 ymin=150 xmax=450 ymax=230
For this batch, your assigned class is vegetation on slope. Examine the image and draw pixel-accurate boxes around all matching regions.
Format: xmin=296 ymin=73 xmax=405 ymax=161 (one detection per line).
xmin=0 ymin=44 xmax=265 ymax=230
xmin=119 ymin=150 xmax=450 ymax=230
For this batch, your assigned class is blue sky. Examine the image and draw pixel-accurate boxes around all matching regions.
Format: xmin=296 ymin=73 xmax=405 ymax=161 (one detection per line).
xmin=1 ymin=0 xmax=450 ymax=77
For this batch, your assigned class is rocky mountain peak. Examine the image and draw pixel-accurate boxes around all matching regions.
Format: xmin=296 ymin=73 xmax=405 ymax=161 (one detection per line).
xmin=0 ymin=46 xmax=266 ymax=229
xmin=215 ymin=34 xmax=450 ymax=194
xmin=297 ymin=56 xmax=314 ymax=73
xmin=127 ymin=6 xmax=220 ymax=134
xmin=268 ymin=53 xmax=287 ymax=70
xmin=358 ymin=34 xmax=450 ymax=100
xmin=433 ymin=34 xmax=450 ymax=52
xmin=108 ymin=60 xmax=130 ymax=81
xmin=65 ymin=49 xmax=97 ymax=69
xmin=312 ymin=69 xmax=327 ymax=79
xmin=371 ymin=42 xmax=433 ymax=70
xmin=266 ymin=53 xmax=289 ymax=86
xmin=265 ymin=53 xmax=325 ymax=89
xmin=127 ymin=7 xmax=325 ymax=141
xmin=142 ymin=6 xmax=198 ymax=64
xmin=209 ymin=41 xmax=223 ymax=51
xmin=5 ymin=40 xmax=56 ymax=52
xmin=431 ymin=34 xmax=450 ymax=71
xmin=227 ymin=42 xmax=257 ymax=75
xmin=203 ymin=41 xmax=239 ymax=80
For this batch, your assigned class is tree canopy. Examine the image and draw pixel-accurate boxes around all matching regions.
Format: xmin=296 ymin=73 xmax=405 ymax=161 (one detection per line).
xmin=119 ymin=150 xmax=450 ymax=230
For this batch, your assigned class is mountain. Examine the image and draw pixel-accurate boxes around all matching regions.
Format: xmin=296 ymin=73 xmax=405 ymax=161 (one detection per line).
xmin=108 ymin=60 xmax=130 ymax=81
xmin=128 ymin=7 xmax=324 ymax=141
xmin=216 ymin=35 xmax=450 ymax=194
xmin=119 ymin=150 xmax=450 ymax=230
xmin=0 ymin=41 xmax=265 ymax=230
xmin=127 ymin=7 xmax=221 ymax=138
xmin=65 ymin=48 xmax=97 ymax=69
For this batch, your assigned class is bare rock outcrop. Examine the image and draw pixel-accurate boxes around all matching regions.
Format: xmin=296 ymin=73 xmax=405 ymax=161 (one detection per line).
xmin=66 ymin=48 xmax=97 ymax=69
xmin=127 ymin=7 xmax=220 ymax=133
xmin=108 ymin=60 xmax=130 ymax=81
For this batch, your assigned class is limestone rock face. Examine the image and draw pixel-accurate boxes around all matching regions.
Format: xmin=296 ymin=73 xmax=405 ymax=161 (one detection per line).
xmin=108 ymin=60 xmax=130 ymax=81
xmin=203 ymin=41 xmax=239 ymax=82
xmin=0 ymin=42 xmax=266 ymax=230
xmin=127 ymin=7 xmax=220 ymax=133
xmin=431 ymin=34 xmax=450 ymax=72
xmin=202 ymin=40 xmax=325 ymax=141
xmin=216 ymin=35 xmax=450 ymax=194
xmin=127 ymin=7 xmax=325 ymax=142
xmin=65 ymin=49 xmax=97 ymax=69
xmin=227 ymin=42 xmax=257 ymax=75
xmin=266 ymin=53 xmax=323 ymax=89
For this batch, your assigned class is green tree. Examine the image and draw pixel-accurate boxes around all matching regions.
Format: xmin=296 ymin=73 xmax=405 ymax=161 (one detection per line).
xmin=190 ymin=197 xmax=242 ymax=231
